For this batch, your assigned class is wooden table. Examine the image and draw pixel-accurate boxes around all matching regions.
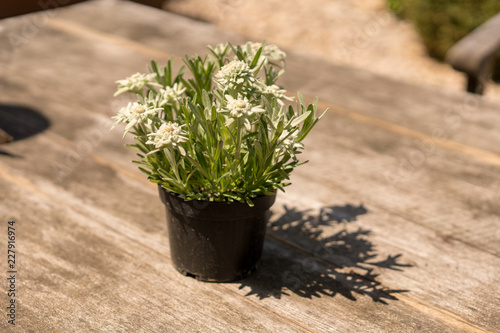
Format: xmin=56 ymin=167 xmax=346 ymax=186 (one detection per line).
xmin=1 ymin=1 xmax=499 ymax=332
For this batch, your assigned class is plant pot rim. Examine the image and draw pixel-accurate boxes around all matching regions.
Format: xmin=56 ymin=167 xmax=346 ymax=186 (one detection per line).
xmin=158 ymin=184 xmax=275 ymax=203
xmin=158 ymin=185 xmax=277 ymax=220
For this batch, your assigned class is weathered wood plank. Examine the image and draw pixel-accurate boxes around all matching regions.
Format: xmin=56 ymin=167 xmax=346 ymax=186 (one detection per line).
xmin=0 ymin=122 xmax=475 ymax=332
xmin=0 ymin=1 xmax=499 ymax=332
xmin=45 ymin=0 xmax=245 ymax=56
xmin=0 ymin=173 xmax=466 ymax=333
xmin=1 ymin=126 xmax=488 ymax=332
xmin=283 ymin=54 xmax=500 ymax=154
xmin=2 ymin=80 xmax=480 ymax=331
xmin=1 ymin=109 xmax=496 ymax=332
xmin=6 ymin=0 xmax=496 ymax=258
xmin=301 ymin=109 xmax=500 ymax=255
xmin=0 ymin=178 xmax=316 ymax=333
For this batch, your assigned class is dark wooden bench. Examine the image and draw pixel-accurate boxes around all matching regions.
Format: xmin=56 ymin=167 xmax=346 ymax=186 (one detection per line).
xmin=0 ymin=0 xmax=165 ymax=19
xmin=446 ymin=13 xmax=500 ymax=95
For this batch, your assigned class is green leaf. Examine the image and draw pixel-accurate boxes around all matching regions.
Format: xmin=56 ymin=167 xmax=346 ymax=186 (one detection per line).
xmin=298 ymin=92 xmax=306 ymax=108
xmin=291 ymin=110 xmax=311 ymax=127
xmin=201 ymin=89 xmax=211 ymax=109
xmin=223 ymin=192 xmax=242 ymax=202
xmin=249 ymin=46 xmax=263 ymax=68
xmin=244 ymin=196 xmax=255 ymax=207
xmin=185 ymin=154 xmax=210 ymax=179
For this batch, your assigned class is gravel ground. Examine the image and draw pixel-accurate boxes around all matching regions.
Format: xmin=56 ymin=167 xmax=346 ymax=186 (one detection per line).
xmin=164 ymin=0 xmax=500 ymax=100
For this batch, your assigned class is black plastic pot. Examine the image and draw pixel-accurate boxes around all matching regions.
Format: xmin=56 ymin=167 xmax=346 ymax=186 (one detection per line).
xmin=158 ymin=186 xmax=276 ymax=282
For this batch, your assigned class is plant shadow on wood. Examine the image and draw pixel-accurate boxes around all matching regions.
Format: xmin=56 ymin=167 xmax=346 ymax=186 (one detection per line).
xmin=238 ymin=204 xmax=411 ymax=303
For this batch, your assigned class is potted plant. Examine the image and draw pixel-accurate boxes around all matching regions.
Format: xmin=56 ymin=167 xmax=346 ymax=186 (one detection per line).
xmin=111 ymin=42 xmax=325 ymax=282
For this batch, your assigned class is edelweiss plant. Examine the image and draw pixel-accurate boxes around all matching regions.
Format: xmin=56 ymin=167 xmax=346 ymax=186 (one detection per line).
xmin=112 ymin=42 xmax=325 ymax=205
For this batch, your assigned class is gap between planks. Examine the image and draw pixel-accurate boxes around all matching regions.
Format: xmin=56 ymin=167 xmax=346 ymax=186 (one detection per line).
xmin=46 ymin=18 xmax=500 ymax=170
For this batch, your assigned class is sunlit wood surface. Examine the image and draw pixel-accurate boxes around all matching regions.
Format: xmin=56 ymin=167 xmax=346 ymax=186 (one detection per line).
xmin=1 ymin=1 xmax=499 ymax=332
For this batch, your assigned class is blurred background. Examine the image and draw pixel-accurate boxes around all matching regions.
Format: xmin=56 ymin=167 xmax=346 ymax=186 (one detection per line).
xmin=162 ymin=0 xmax=500 ymax=99
xmin=2 ymin=0 xmax=499 ymax=99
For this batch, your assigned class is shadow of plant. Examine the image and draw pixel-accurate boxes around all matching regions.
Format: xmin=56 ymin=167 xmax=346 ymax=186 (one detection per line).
xmin=238 ymin=204 xmax=411 ymax=303
xmin=0 ymin=104 xmax=50 ymax=142
xmin=0 ymin=104 xmax=50 ymax=157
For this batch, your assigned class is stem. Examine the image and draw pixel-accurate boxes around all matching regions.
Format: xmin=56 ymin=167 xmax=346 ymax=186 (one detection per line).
xmin=229 ymin=117 xmax=243 ymax=181
xmin=235 ymin=117 xmax=242 ymax=162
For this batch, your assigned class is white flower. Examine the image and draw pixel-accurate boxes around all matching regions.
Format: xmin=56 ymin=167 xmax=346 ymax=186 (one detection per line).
xmin=215 ymin=60 xmax=255 ymax=90
xmin=114 ymin=72 xmax=161 ymax=96
xmin=261 ymin=84 xmax=293 ymax=101
xmin=159 ymin=83 xmax=186 ymax=106
xmin=225 ymin=95 xmax=263 ymax=118
xmin=146 ymin=121 xmax=188 ymax=151
xmin=218 ymin=94 xmax=264 ymax=130
xmin=243 ymin=42 xmax=286 ymax=65
xmin=111 ymin=102 xmax=160 ymax=136
xmin=276 ymin=130 xmax=303 ymax=153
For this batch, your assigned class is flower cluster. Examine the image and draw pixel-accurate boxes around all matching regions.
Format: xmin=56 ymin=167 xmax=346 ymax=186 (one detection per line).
xmin=242 ymin=41 xmax=286 ymax=65
xmin=276 ymin=130 xmax=304 ymax=153
xmin=114 ymin=73 xmax=160 ymax=96
xmin=158 ymin=83 xmax=185 ymax=107
xmin=214 ymin=60 xmax=255 ymax=92
xmin=218 ymin=95 xmax=264 ymax=129
xmin=146 ymin=122 xmax=187 ymax=152
xmin=112 ymin=42 xmax=325 ymax=204
xmin=111 ymin=102 xmax=160 ymax=136
xmin=259 ymin=83 xmax=293 ymax=102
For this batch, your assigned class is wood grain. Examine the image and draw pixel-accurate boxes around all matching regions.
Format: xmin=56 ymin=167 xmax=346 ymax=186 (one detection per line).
xmin=0 ymin=1 xmax=499 ymax=332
